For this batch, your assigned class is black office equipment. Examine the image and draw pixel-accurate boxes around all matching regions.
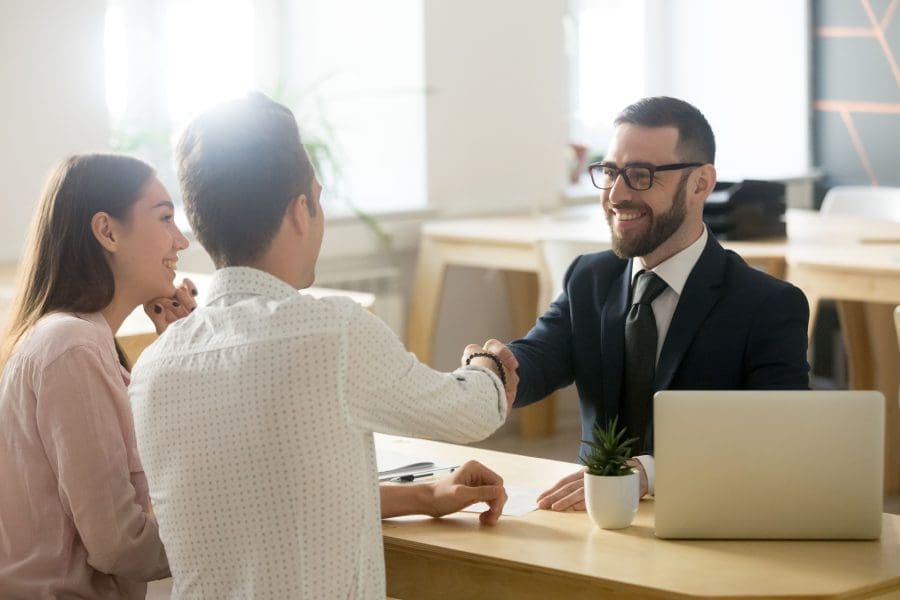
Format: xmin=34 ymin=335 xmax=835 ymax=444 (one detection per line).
xmin=703 ymin=180 xmax=786 ymax=240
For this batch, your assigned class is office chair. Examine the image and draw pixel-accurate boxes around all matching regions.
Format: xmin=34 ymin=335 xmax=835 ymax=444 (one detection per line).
xmin=820 ymin=186 xmax=900 ymax=222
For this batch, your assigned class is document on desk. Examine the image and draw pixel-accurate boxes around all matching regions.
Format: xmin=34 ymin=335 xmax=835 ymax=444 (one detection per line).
xmin=376 ymin=449 xmax=435 ymax=481
xmin=461 ymin=485 xmax=540 ymax=517
xmin=377 ymin=448 xmax=463 ymax=481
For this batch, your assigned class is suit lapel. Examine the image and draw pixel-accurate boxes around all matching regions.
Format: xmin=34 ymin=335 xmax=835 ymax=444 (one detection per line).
xmin=600 ymin=261 xmax=631 ymax=411
xmin=655 ymin=233 xmax=728 ymax=390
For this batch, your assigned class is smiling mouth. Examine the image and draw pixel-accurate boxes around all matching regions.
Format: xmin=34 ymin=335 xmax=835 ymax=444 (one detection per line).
xmin=163 ymin=259 xmax=177 ymax=270
xmin=611 ymin=208 xmax=648 ymax=222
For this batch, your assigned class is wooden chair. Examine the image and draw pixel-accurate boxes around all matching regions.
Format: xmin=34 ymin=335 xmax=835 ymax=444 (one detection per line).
xmin=537 ymin=237 xmax=608 ymax=308
xmin=895 ymin=306 xmax=900 ymax=399
xmin=820 ymin=187 xmax=900 ymax=390
xmin=896 ymin=306 xmax=900 ymax=350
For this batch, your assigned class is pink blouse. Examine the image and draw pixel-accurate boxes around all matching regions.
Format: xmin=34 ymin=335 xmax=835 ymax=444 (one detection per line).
xmin=0 ymin=312 xmax=168 ymax=599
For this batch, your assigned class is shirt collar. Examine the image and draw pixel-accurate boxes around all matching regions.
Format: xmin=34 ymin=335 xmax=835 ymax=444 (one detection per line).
xmin=630 ymin=226 xmax=708 ymax=296
xmin=205 ymin=266 xmax=299 ymax=305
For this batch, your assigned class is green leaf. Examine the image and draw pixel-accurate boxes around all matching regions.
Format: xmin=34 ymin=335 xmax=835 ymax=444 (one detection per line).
xmin=579 ymin=416 xmax=638 ymax=477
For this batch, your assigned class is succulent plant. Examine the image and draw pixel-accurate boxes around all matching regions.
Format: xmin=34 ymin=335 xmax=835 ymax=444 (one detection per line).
xmin=580 ymin=416 xmax=639 ymax=477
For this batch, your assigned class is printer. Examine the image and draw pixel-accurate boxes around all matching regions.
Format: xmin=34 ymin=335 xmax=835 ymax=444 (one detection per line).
xmin=703 ymin=179 xmax=787 ymax=240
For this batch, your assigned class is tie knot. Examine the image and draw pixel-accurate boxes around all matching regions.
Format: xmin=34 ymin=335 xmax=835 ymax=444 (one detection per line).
xmin=632 ymin=271 xmax=667 ymax=306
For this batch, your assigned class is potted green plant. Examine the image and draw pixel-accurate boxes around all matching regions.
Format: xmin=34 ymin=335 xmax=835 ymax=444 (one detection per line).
xmin=581 ymin=416 xmax=640 ymax=529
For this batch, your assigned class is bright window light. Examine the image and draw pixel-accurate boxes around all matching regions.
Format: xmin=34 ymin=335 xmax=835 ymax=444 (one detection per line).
xmin=570 ymin=0 xmax=647 ymax=155
xmin=104 ymin=0 xmax=426 ymax=215
xmin=165 ymin=0 xmax=256 ymax=128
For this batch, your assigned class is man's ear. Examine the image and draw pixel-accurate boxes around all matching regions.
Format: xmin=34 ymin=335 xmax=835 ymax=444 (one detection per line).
xmin=693 ymin=164 xmax=717 ymax=196
xmin=286 ymin=194 xmax=310 ymax=236
xmin=91 ymin=212 xmax=118 ymax=253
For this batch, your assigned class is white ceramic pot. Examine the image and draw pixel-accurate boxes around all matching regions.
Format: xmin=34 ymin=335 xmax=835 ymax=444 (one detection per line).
xmin=584 ymin=470 xmax=639 ymax=529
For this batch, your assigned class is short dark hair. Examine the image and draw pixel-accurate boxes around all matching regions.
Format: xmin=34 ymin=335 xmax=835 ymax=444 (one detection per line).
xmin=176 ymin=92 xmax=315 ymax=268
xmin=614 ymin=96 xmax=716 ymax=164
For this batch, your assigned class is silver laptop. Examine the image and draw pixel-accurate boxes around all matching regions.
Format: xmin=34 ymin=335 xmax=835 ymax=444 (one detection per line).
xmin=654 ymin=390 xmax=884 ymax=540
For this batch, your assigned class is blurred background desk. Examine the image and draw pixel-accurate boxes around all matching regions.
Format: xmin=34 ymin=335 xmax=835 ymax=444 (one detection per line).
xmin=379 ymin=435 xmax=900 ymax=600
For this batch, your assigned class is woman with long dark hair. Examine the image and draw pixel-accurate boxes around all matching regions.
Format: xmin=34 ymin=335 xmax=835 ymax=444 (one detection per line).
xmin=0 ymin=154 xmax=196 ymax=598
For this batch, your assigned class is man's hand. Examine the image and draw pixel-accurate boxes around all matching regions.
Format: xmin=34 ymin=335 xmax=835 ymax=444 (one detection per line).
xmin=537 ymin=461 xmax=648 ymax=511
xmin=428 ymin=460 xmax=508 ymax=524
xmin=380 ymin=460 xmax=507 ymax=524
xmin=626 ymin=458 xmax=650 ymax=498
xmin=536 ymin=467 xmax=587 ymax=511
xmin=143 ymin=277 xmax=198 ymax=335
xmin=461 ymin=339 xmax=520 ymax=414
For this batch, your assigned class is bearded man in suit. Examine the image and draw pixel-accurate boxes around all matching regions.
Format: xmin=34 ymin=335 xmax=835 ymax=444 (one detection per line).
xmin=506 ymin=96 xmax=810 ymax=510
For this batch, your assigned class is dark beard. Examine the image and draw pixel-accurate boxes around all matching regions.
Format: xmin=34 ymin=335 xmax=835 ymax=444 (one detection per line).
xmin=607 ymin=175 xmax=688 ymax=259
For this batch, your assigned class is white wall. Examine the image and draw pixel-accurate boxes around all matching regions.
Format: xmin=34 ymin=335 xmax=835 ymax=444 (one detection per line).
xmin=0 ymin=0 xmax=109 ymax=262
xmin=425 ymin=0 xmax=569 ymax=217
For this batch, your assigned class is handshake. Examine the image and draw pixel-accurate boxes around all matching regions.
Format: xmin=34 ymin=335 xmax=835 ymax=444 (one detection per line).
xmin=462 ymin=339 xmax=519 ymax=413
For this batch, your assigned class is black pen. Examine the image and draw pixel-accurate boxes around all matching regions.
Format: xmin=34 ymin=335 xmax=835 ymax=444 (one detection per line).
xmin=390 ymin=465 xmax=459 ymax=483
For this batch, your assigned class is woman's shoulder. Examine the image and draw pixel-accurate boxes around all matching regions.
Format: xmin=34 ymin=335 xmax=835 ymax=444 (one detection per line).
xmin=17 ymin=312 xmax=114 ymax=366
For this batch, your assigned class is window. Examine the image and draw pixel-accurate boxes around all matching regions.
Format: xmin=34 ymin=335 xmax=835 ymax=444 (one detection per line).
xmin=568 ymin=0 xmax=648 ymax=160
xmin=104 ymin=0 xmax=426 ymax=217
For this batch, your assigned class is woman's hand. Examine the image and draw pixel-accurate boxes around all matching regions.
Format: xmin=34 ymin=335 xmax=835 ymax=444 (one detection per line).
xmin=143 ymin=278 xmax=198 ymax=335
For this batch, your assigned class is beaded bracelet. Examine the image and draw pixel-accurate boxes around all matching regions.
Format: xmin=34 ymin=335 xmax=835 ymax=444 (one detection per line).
xmin=465 ymin=351 xmax=507 ymax=387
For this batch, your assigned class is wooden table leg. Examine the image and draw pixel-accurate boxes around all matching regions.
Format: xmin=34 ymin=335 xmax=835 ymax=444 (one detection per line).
xmin=865 ymin=303 xmax=900 ymax=495
xmin=407 ymin=237 xmax=449 ymax=364
xmin=506 ymin=271 xmax=556 ymax=438
xmin=837 ymin=301 xmax=875 ymax=390
xmin=834 ymin=302 xmax=899 ymax=495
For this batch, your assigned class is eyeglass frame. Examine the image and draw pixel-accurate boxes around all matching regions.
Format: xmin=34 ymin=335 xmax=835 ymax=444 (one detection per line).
xmin=587 ymin=161 xmax=705 ymax=191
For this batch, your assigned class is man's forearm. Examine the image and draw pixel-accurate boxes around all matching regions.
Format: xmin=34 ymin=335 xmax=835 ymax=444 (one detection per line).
xmin=379 ymin=483 xmax=435 ymax=519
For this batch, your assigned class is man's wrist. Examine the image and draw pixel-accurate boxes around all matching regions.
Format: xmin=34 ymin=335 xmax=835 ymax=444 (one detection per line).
xmin=380 ymin=482 xmax=438 ymax=518
xmin=465 ymin=352 xmax=506 ymax=386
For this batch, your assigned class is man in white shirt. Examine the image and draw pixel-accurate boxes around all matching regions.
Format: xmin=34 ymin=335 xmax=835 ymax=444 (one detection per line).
xmin=130 ymin=92 xmax=517 ymax=599
xmin=494 ymin=96 xmax=810 ymax=510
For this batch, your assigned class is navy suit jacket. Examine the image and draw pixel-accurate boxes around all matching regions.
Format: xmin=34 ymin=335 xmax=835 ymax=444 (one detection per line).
xmin=508 ymin=232 xmax=810 ymax=454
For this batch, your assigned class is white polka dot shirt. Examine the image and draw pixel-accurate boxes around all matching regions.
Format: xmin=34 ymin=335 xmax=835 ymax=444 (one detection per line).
xmin=130 ymin=267 xmax=507 ymax=599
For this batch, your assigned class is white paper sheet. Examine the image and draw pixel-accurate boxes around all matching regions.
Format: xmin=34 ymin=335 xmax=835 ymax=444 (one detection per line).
xmin=461 ymin=485 xmax=540 ymax=517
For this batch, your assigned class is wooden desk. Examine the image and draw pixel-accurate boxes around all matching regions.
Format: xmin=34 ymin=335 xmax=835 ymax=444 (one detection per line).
xmin=788 ymin=244 xmax=900 ymax=495
xmin=116 ymin=272 xmax=375 ymax=364
xmin=379 ymin=434 xmax=900 ymax=600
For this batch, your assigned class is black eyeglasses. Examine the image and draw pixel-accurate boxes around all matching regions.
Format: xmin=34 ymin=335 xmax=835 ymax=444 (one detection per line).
xmin=587 ymin=162 xmax=703 ymax=191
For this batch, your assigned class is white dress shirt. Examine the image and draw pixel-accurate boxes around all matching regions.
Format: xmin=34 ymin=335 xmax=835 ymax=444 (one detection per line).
xmin=631 ymin=227 xmax=708 ymax=494
xmin=130 ymin=267 xmax=507 ymax=599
